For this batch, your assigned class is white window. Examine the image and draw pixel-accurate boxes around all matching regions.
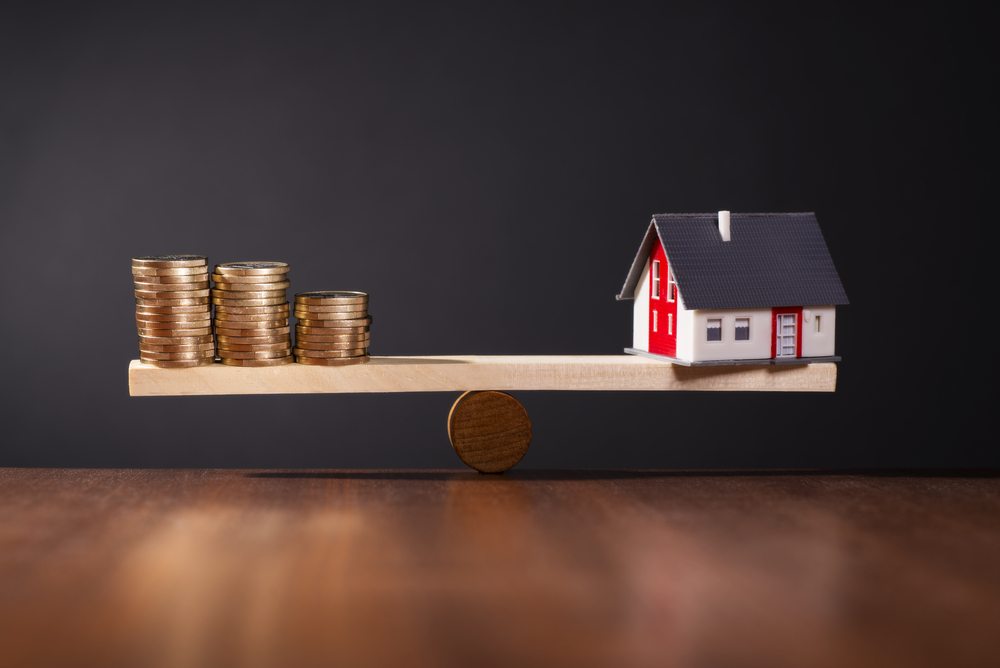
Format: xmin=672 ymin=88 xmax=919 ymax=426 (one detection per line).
xmin=735 ymin=317 xmax=750 ymax=341
xmin=815 ymin=315 xmax=822 ymax=333
xmin=653 ymin=310 xmax=658 ymax=333
xmin=668 ymin=313 xmax=673 ymax=336
xmin=707 ymin=318 xmax=721 ymax=342
xmin=666 ymin=269 xmax=676 ymax=302
xmin=652 ymin=261 xmax=660 ymax=299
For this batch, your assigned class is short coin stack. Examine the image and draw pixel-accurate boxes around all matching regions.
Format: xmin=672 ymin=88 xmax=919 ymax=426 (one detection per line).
xmin=213 ymin=262 xmax=293 ymax=367
xmin=133 ymin=255 xmax=214 ymax=368
xmin=293 ymin=291 xmax=371 ymax=365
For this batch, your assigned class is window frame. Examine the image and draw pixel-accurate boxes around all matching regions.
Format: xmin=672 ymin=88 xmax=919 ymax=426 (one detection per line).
xmin=652 ymin=261 xmax=660 ymax=299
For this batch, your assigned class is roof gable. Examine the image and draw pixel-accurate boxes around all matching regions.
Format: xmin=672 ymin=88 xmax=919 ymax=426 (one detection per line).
xmin=616 ymin=212 xmax=848 ymax=310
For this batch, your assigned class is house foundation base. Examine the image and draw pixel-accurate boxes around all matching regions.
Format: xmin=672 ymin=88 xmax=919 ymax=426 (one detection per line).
xmin=624 ymin=348 xmax=841 ymax=367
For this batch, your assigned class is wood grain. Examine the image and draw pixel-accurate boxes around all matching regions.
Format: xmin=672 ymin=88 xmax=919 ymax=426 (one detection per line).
xmin=128 ymin=356 xmax=837 ymax=396
xmin=1 ymin=468 xmax=998 ymax=668
xmin=448 ymin=391 xmax=532 ymax=473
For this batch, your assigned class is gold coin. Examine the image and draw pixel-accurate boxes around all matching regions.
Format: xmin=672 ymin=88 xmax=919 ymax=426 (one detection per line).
xmin=140 ymin=350 xmax=216 ymax=360
xmin=216 ymin=341 xmax=291 ymax=352
xmin=293 ymin=304 xmax=368 ymax=314
xmin=293 ymin=302 xmax=367 ymax=311
xmin=293 ymin=347 xmax=367 ymax=358
xmin=215 ymin=330 xmax=289 ymax=340
xmin=213 ymin=319 xmax=287 ymax=327
xmin=216 ymin=334 xmax=290 ymax=344
xmin=210 ymin=272 xmax=288 ymax=284
xmin=139 ymin=358 xmax=216 ymax=368
xmin=135 ymin=319 xmax=212 ymax=328
xmin=295 ymin=325 xmax=369 ymax=336
xmin=139 ymin=342 xmax=216 ymax=352
xmin=133 ymin=273 xmax=210 ymax=284
xmin=135 ymin=289 xmax=211 ymax=299
xmin=295 ymin=355 xmax=370 ymax=366
xmin=136 ymin=321 xmax=212 ymax=331
xmin=294 ymin=330 xmax=369 ymax=341
xmin=296 ymin=316 xmax=372 ymax=328
xmin=132 ymin=255 xmax=207 ymax=268
xmin=213 ymin=319 xmax=287 ymax=329
xmin=210 ymin=289 xmax=287 ymax=299
xmin=294 ymin=341 xmax=369 ymax=351
xmin=213 ymin=311 xmax=289 ymax=322
xmin=215 ymin=261 xmax=289 ymax=276
xmin=213 ymin=280 xmax=291 ymax=291
xmin=137 ymin=326 xmax=213 ymax=337
xmin=217 ymin=348 xmax=290 ymax=359
xmin=134 ymin=281 xmax=210 ymax=291
xmin=293 ymin=338 xmax=368 ymax=350
xmin=294 ymin=332 xmax=369 ymax=343
xmin=136 ymin=311 xmax=212 ymax=322
xmin=293 ymin=309 xmax=367 ymax=320
xmin=132 ymin=265 xmax=208 ymax=277
xmin=212 ymin=297 xmax=286 ymax=306
xmin=214 ymin=303 xmax=289 ymax=314
xmin=294 ymin=291 xmax=368 ymax=306
xmin=213 ymin=284 xmax=288 ymax=293
xmin=215 ymin=325 xmax=290 ymax=337
xmin=137 ymin=325 xmax=212 ymax=335
xmin=220 ymin=356 xmax=294 ymax=367
xmin=137 ymin=297 xmax=210 ymax=306
xmin=137 ymin=321 xmax=212 ymax=330
xmin=136 ymin=304 xmax=211 ymax=315
xmin=136 ymin=320 xmax=213 ymax=330
xmin=138 ymin=334 xmax=215 ymax=345
xmin=136 ymin=315 xmax=212 ymax=325
xmin=137 ymin=319 xmax=211 ymax=330
xmin=216 ymin=349 xmax=291 ymax=359
xmin=296 ymin=325 xmax=371 ymax=335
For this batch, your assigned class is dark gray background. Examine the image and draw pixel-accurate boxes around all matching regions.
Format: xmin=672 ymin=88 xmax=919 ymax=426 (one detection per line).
xmin=1 ymin=2 xmax=991 ymax=469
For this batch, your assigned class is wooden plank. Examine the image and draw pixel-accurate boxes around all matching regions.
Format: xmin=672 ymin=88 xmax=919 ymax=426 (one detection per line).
xmin=1 ymin=468 xmax=997 ymax=668
xmin=128 ymin=356 xmax=837 ymax=396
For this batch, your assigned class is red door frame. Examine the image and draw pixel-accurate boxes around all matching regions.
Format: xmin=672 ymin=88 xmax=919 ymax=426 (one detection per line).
xmin=771 ymin=306 xmax=803 ymax=359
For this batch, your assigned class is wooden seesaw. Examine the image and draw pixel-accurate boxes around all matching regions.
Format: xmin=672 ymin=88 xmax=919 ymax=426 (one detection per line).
xmin=129 ymin=356 xmax=836 ymax=472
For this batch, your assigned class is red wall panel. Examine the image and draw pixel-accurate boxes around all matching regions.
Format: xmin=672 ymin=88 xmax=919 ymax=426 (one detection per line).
xmin=648 ymin=238 xmax=677 ymax=358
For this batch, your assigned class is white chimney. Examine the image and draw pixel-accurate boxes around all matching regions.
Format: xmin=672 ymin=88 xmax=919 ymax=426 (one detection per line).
xmin=718 ymin=210 xmax=731 ymax=242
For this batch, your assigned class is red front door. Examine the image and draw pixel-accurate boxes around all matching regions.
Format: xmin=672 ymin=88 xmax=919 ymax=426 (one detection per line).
xmin=771 ymin=307 xmax=803 ymax=358
xmin=648 ymin=239 xmax=677 ymax=357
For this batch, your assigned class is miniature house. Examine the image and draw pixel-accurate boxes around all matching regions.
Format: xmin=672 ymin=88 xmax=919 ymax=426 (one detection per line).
xmin=617 ymin=212 xmax=848 ymax=366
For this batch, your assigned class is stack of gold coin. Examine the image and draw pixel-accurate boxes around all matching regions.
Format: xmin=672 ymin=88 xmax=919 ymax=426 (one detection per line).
xmin=133 ymin=255 xmax=214 ymax=368
xmin=212 ymin=261 xmax=293 ymax=367
xmin=293 ymin=291 xmax=371 ymax=365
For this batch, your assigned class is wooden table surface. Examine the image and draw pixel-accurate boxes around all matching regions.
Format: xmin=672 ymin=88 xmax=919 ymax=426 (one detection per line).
xmin=1 ymin=469 xmax=997 ymax=668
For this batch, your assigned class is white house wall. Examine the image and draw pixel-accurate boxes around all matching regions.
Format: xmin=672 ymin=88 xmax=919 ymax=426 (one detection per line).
xmin=632 ymin=258 xmax=649 ymax=351
xmin=801 ymin=306 xmax=836 ymax=358
xmin=684 ymin=308 xmax=773 ymax=362
xmin=675 ymin=291 xmax=693 ymax=361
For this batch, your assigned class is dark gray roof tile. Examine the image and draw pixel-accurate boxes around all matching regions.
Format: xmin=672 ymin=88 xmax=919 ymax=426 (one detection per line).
xmin=616 ymin=213 xmax=848 ymax=310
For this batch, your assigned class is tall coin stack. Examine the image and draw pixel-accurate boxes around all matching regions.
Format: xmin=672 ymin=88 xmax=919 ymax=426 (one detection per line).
xmin=293 ymin=292 xmax=371 ymax=365
xmin=133 ymin=255 xmax=214 ymax=368
xmin=212 ymin=261 xmax=293 ymax=367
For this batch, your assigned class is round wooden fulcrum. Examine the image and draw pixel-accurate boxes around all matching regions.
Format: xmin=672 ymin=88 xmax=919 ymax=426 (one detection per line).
xmin=447 ymin=391 xmax=531 ymax=473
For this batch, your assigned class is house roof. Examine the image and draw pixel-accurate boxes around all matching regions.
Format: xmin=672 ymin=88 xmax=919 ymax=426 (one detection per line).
xmin=616 ymin=212 xmax=849 ymax=310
